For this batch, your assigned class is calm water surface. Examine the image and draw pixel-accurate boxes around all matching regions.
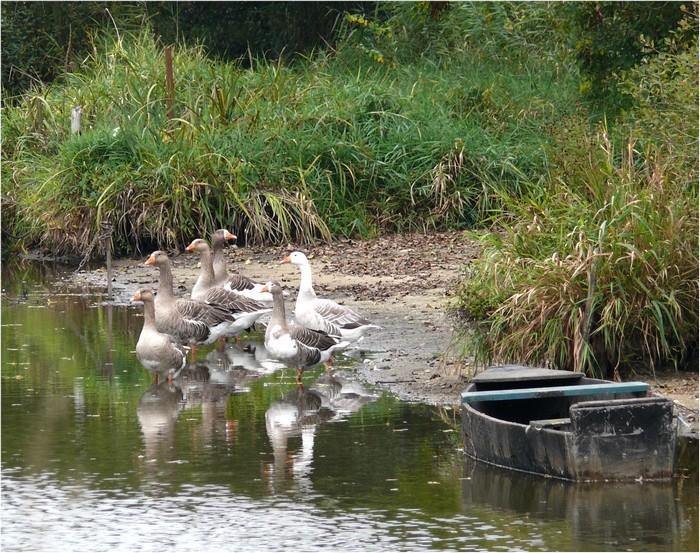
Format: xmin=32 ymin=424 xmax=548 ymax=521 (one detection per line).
xmin=1 ymin=260 xmax=697 ymax=552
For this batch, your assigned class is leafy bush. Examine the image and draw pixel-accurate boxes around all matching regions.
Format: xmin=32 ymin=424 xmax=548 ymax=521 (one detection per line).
xmin=454 ymin=127 xmax=697 ymax=377
xmin=567 ymin=1 xmax=687 ymax=107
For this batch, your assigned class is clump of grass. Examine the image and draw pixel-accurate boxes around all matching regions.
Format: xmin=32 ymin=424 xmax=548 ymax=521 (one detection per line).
xmin=452 ymin=124 xmax=698 ymax=378
xmin=3 ymin=30 xmax=333 ymax=256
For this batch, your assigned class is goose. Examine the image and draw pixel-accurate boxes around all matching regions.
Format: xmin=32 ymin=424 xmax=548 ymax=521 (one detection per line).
xmin=144 ymin=250 xmax=237 ymax=361
xmin=131 ymin=288 xmax=188 ymax=383
xmin=281 ymin=251 xmax=381 ymax=342
xmin=185 ymin=238 xmax=272 ymax=341
xmin=210 ymin=228 xmax=280 ymax=306
xmin=262 ymin=282 xmax=349 ymax=382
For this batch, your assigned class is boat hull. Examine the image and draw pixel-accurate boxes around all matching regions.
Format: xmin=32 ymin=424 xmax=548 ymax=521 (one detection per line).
xmin=460 ymin=366 xmax=678 ymax=482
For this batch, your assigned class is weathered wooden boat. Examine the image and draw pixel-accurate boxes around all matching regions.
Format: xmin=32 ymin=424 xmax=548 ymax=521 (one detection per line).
xmin=461 ymin=365 xmax=682 ymax=482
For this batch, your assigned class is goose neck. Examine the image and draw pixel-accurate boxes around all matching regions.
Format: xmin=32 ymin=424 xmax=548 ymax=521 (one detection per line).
xmin=141 ymin=298 xmax=158 ymax=331
xmin=211 ymin=239 xmax=227 ymax=281
xmin=270 ymin=289 xmax=289 ymax=330
xmin=298 ymin=262 xmax=316 ymax=297
xmin=156 ymin=262 xmax=175 ymax=299
xmin=197 ymin=247 xmax=216 ymax=288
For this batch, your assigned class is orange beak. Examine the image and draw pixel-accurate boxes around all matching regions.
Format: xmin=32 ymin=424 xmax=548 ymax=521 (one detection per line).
xmin=281 ymin=256 xmax=291 ymax=264
xmin=185 ymin=241 xmax=196 ymax=252
xmin=131 ymin=291 xmax=142 ymax=302
xmin=224 ymin=230 xmax=237 ymax=241
xmin=144 ymin=254 xmax=156 ymax=266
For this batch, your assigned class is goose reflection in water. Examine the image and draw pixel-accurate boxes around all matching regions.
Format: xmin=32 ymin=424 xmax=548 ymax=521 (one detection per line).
xmin=263 ymin=370 xmax=378 ymax=493
xmin=206 ymin=341 xmax=284 ymax=378
xmin=137 ymin=381 xmax=185 ymax=464
xmin=136 ymin=348 xmax=263 ymax=462
xmin=235 ymin=338 xmax=288 ymax=373
xmin=177 ymin=358 xmax=255 ymax=447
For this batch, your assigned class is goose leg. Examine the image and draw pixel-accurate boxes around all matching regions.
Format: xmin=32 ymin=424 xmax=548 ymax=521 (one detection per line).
xmin=296 ymin=367 xmax=304 ymax=382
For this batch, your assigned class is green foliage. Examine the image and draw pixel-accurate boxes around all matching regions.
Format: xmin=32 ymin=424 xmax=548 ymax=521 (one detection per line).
xmin=0 ymin=1 xmax=145 ymax=100
xmin=567 ymin=1 xmax=687 ymax=108
xmin=1 ymin=1 xmax=370 ymax=100
xmin=453 ymin=116 xmax=698 ymax=377
xmin=450 ymin=4 xmax=699 ymax=378
xmin=144 ymin=1 xmax=367 ymax=64
xmin=3 ymin=2 xmax=698 ymax=377
xmin=617 ymin=5 xmax=699 ymax=173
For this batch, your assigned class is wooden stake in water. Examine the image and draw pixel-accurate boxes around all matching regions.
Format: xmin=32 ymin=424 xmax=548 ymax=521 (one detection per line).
xmin=102 ymin=222 xmax=113 ymax=301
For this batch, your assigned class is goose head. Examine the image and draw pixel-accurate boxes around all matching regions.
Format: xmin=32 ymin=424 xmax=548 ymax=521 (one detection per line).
xmin=260 ymin=281 xmax=280 ymax=294
xmin=144 ymin=250 xmax=169 ymax=267
xmin=185 ymin=238 xmax=211 ymax=255
xmin=212 ymin=229 xmax=237 ymax=246
xmin=281 ymin=251 xmax=309 ymax=266
xmin=131 ymin=289 xmax=155 ymax=303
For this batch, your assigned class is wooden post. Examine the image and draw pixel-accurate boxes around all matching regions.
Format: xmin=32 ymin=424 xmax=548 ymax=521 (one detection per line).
xmin=102 ymin=222 xmax=113 ymax=301
xmin=33 ymin=97 xmax=44 ymax=135
xmin=165 ymin=46 xmax=174 ymax=119
xmin=71 ymin=105 xmax=82 ymax=134
xmin=581 ymin=246 xmax=602 ymax=352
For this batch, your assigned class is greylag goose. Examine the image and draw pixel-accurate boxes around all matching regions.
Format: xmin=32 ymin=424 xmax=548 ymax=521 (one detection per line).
xmin=131 ymin=288 xmax=188 ymax=383
xmin=210 ymin=229 xmax=278 ymax=305
xmin=185 ymin=238 xmax=272 ymax=341
xmin=281 ymin=251 xmax=381 ymax=342
xmin=262 ymin=282 xmax=349 ymax=382
xmin=144 ymin=250 xmax=237 ymax=361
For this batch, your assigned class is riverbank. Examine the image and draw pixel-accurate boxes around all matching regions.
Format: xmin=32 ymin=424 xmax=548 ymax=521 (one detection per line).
xmin=69 ymin=231 xmax=698 ymax=424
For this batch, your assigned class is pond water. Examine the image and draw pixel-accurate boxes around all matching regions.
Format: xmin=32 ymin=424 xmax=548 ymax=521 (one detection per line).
xmin=1 ymin=260 xmax=698 ymax=552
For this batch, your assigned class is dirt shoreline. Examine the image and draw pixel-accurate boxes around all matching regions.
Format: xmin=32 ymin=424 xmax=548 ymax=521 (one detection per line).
xmin=71 ymin=231 xmax=698 ymax=425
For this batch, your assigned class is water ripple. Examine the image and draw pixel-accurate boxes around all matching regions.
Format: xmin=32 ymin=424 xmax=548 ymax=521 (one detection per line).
xmin=1 ymin=473 xmax=548 ymax=552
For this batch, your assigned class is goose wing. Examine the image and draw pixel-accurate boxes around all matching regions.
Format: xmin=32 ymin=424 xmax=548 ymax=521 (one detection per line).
xmin=290 ymin=324 xmax=341 ymax=352
xmin=312 ymin=298 xmax=372 ymax=330
xmin=175 ymin=298 xmax=232 ymax=329
xmin=224 ymin=274 xmax=257 ymax=292
xmin=201 ymin=287 xmax=267 ymax=314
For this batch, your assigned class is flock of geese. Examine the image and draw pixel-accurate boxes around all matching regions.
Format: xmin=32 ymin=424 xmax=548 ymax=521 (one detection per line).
xmin=132 ymin=229 xmax=381 ymax=383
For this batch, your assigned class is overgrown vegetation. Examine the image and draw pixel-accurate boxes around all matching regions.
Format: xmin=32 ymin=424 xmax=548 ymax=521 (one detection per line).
xmin=451 ymin=5 xmax=698 ymax=377
xmin=2 ymin=2 xmax=578 ymax=254
xmin=2 ymin=1 xmax=697 ymax=376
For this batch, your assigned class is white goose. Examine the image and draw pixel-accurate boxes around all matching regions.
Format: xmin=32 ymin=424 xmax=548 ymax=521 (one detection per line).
xmin=281 ymin=251 xmax=381 ymax=342
xmin=262 ymin=282 xmax=349 ymax=382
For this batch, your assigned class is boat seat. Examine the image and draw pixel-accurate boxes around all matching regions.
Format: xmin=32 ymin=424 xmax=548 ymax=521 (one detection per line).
xmin=461 ymin=381 xmax=649 ymax=404
xmin=529 ymin=417 xmax=571 ymax=429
